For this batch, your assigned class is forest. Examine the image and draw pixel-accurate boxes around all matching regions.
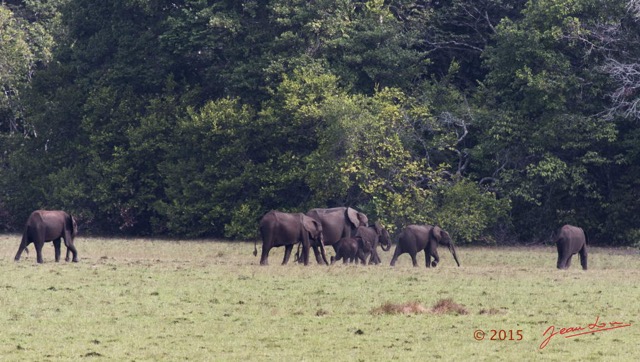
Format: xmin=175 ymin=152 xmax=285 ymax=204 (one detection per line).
xmin=1 ymin=0 xmax=640 ymax=245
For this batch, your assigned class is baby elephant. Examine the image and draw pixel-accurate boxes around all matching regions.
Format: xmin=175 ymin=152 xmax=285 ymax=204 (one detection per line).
xmin=555 ymin=224 xmax=587 ymax=270
xmin=331 ymin=236 xmax=370 ymax=264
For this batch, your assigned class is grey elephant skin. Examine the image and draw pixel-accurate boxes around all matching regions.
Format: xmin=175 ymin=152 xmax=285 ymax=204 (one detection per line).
xmin=15 ymin=210 xmax=79 ymax=264
xmin=305 ymin=207 xmax=368 ymax=263
xmin=256 ymin=210 xmax=328 ymax=266
xmin=555 ymin=224 xmax=588 ymax=270
xmin=390 ymin=225 xmax=460 ymax=267
xmin=354 ymin=222 xmax=392 ymax=264
xmin=331 ymin=236 xmax=369 ymax=264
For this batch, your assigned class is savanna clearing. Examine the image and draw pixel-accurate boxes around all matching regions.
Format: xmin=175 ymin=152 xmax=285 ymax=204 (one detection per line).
xmin=1 ymin=234 xmax=639 ymax=361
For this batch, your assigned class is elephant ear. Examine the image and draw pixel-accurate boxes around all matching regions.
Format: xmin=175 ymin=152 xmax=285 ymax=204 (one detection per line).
xmin=66 ymin=214 xmax=78 ymax=237
xmin=357 ymin=236 xmax=371 ymax=252
xmin=346 ymin=207 xmax=368 ymax=227
xmin=302 ymin=216 xmax=321 ymax=235
xmin=430 ymin=226 xmax=442 ymax=243
xmin=72 ymin=216 xmax=78 ymax=236
xmin=373 ymin=221 xmax=383 ymax=236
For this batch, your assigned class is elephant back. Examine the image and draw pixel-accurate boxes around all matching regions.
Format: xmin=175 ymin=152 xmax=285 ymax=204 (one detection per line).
xmin=306 ymin=207 xmax=369 ymax=246
xmin=355 ymin=225 xmax=378 ymax=244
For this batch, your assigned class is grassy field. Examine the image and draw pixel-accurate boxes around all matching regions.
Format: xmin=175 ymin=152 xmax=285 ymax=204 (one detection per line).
xmin=1 ymin=234 xmax=639 ymax=361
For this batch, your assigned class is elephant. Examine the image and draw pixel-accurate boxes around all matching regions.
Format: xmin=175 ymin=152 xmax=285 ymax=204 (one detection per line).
xmin=14 ymin=210 xmax=79 ymax=264
xmin=330 ymin=236 xmax=370 ymax=264
xmin=555 ymin=224 xmax=588 ymax=270
xmin=390 ymin=225 xmax=460 ymax=267
xmin=256 ymin=210 xmax=328 ymax=266
xmin=354 ymin=222 xmax=392 ymax=264
xmin=305 ymin=207 xmax=368 ymax=263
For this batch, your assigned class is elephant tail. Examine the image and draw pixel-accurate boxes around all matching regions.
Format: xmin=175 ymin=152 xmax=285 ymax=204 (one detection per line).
xmin=254 ymin=224 xmax=262 ymax=257
xmin=584 ymin=229 xmax=589 ymax=245
xmin=21 ymin=233 xmax=30 ymax=254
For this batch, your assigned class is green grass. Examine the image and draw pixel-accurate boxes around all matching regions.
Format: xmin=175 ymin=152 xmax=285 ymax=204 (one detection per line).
xmin=1 ymin=234 xmax=639 ymax=361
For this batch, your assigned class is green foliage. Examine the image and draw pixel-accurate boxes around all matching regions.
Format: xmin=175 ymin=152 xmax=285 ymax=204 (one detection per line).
xmin=476 ymin=0 xmax=627 ymax=241
xmin=156 ymin=97 xmax=256 ymax=237
xmin=224 ymin=201 xmax=263 ymax=240
xmin=435 ymin=179 xmax=510 ymax=243
xmin=0 ymin=1 xmax=61 ymax=134
xmin=3 ymin=0 xmax=640 ymax=247
xmin=327 ymin=88 xmax=443 ymax=230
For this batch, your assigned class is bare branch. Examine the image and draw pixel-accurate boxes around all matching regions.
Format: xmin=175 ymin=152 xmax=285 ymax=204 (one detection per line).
xmin=601 ymin=58 xmax=640 ymax=120
xmin=628 ymin=0 xmax=640 ymax=19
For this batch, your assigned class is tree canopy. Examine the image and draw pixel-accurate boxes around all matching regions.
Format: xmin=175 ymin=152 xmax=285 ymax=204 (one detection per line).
xmin=1 ymin=0 xmax=640 ymax=246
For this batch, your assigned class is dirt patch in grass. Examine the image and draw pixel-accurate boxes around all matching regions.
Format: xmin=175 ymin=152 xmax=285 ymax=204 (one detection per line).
xmin=478 ymin=308 xmax=505 ymax=315
xmin=371 ymin=301 xmax=428 ymax=315
xmin=430 ymin=298 xmax=469 ymax=315
xmin=371 ymin=298 xmax=468 ymax=315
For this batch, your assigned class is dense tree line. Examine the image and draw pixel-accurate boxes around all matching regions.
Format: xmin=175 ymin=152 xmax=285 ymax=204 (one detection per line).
xmin=1 ymin=0 xmax=639 ymax=246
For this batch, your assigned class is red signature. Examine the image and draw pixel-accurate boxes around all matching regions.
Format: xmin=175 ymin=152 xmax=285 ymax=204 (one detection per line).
xmin=540 ymin=316 xmax=632 ymax=349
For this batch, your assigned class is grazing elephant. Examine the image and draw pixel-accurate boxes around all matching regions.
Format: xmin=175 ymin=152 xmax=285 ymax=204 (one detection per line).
xmin=390 ymin=225 xmax=461 ymax=267
xmin=14 ymin=210 xmax=79 ymax=264
xmin=555 ymin=224 xmax=588 ymax=270
xmin=306 ymin=207 xmax=368 ymax=263
xmin=330 ymin=236 xmax=370 ymax=264
xmin=256 ymin=210 xmax=328 ymax=266
xmin=354 ymin=222 xmax=392 ymax=264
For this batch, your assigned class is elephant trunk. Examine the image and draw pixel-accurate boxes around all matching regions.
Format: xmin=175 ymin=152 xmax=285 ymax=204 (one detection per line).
xmin=449 ymin=244 xmax=460 ymax=267
xmin=319 ymin=234 xmax=329 ymax=266
xmin=379 ymin=229 xmax=391 ymax=251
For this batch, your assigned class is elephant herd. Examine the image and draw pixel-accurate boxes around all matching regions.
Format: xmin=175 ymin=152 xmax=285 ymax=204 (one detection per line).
xmin=12 ymin=208 xmax=588 ymax=271
xmin=256 ymin=207 xmax=461 ymax=268
xmin=256 ymin=206 xmax=588 ymax=270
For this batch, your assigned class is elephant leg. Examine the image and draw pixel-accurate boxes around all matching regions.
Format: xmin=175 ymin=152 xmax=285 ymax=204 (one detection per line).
xmin=424 ymin=251 xmax=432 ymax=268
xmin=53 ymin=238 xmax=62 ymax=262
xmin=35 ymin=242 xmax=45 ymax=264
xmin=428 ymin=242 xmax=439 ymax=267
xmin=301 ymin=242 xmax=311 ymax=266
xmin=282 ymin=244 xmax=294 ymax=265
xmin=410 ymin=252 xmax=418 ymax=267
xmin=566 ymin=255 xmax=572 ymax=268
xmin=63 ymin=237 xmax=78 ymax=262
xmin=369 ymin=248 xmax=380 ymax=265
xmin=14 ymin=235 xmax=29 ymax=262
xmin=556 ymin=242 xmax=569 ymax=269
xmin=312 ymin=246 xmax=323 ymax=264
xmin=260 ymin=246 xmax=271 ymax=265
xmin=430 ymin=249 xmax=440 ymax=268
xmin=557 ymin=253 xmax=570 ymax=269
xmin=389 ymin=247 xmax=402 ymax=266
xmin=63 ymin=233 xmax=78 ymax=262
xmin=579 ymin=246 xmax=588 ymax=270
xmin=318 ymin=243 xmax=329 ymax=266
xmin=14 ymin=246 xmax=26 ymax=262
xmin=294 ymin=243 xmax=305 ymax=264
